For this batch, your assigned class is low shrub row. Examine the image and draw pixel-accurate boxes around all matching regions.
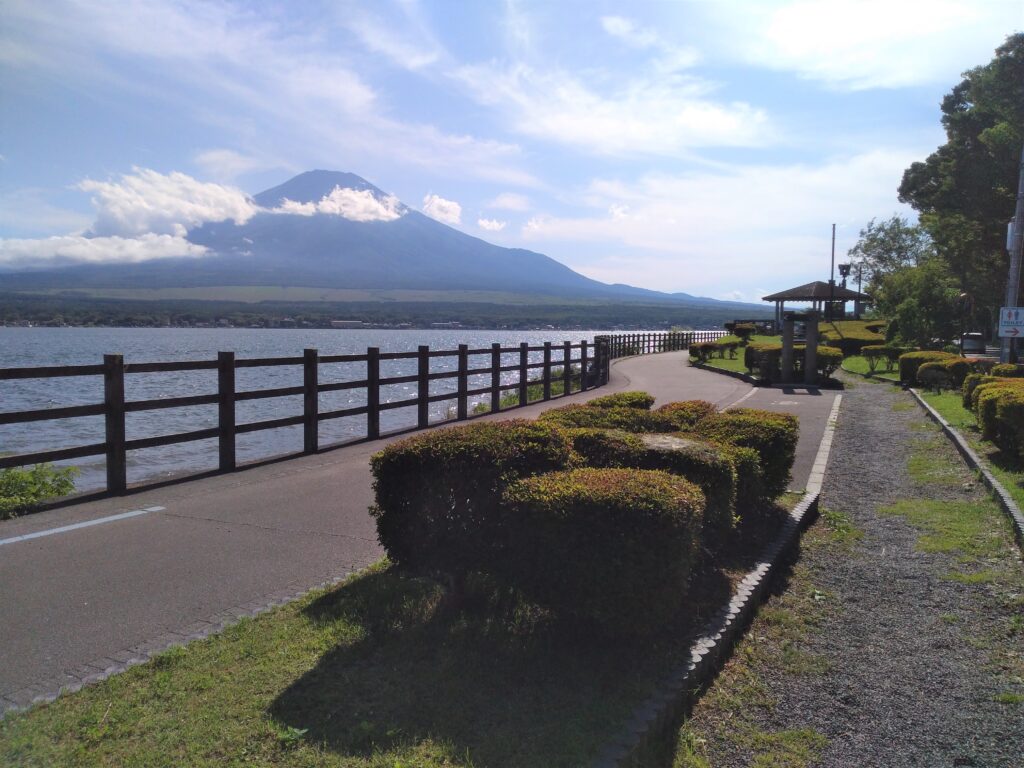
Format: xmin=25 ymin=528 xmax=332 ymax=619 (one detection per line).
xmin=690 ymin=336 xmax=741 ymax=362
xmin=818 ymin=320 xmax=887 ymax=357
xmin=369 ymin=392 xmax=799 ymax=636
xmin=743 ymin=342 xmax=842 ymax=383
xmin=898 ymin=350 xmax=959 ymax=386
xmin=861 ymin=344 xmax=903 ymax=372
xmin=900 ymin=351 xmax=996 ymax=389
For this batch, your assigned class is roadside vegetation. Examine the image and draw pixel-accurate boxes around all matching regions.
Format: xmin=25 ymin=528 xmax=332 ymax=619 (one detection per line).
xmin=0 ymin=392 xmax=802 ymax=766
xmin=0 ymin=464 xmax=78 ymax=520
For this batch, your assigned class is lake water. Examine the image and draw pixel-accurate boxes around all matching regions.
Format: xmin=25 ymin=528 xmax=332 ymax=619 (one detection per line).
xmin=0 ymin=327 xmax=620 ymax=492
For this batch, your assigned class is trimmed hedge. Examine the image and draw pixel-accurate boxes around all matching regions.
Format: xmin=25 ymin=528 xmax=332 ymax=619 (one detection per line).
xmin=991 ymin=364 xmax=1024 ymax=378
xmin=585 ymin=391 xmax=655 ymax=410
xmin=501 ymin=467 xmax=705 ymax=636
xmin=565 ymin=427 xmax=737 ymax=543
xmin=962 ymin=373 xmax=996 ymax=408
xmin=655 ymin=399 xmax=718 ymax=431
xmin=369 ymin=419 xmax=576 ymax=580
xmin=744 ymin=342 xmax=843 ymax=382
xmin=693 ymin=408 xmax=798 ymax=499
xmin=942 ymin=358 xmax=972 ymax=388
xmin=917 ymin=361 xmax=952 ymax=392
xmin=537 ymin=404 xmax=674 ymax=432
xmin=898 ymin=350 xmax=958 ymax=385
xmin=819 ymin=321 xmax=887 ymax=357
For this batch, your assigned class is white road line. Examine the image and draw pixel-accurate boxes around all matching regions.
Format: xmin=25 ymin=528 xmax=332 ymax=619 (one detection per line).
xmin=723 ymin=387 xmax=758 ymax=410
xmin=0 ymin=506 xmax=165 ymax=547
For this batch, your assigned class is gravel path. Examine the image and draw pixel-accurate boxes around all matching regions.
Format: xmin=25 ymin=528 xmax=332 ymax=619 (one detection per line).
xmin=748 ymin=376 xmax=1024 ymax=767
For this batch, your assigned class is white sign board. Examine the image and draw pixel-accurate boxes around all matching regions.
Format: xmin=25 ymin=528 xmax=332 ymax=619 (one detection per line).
xmin=999 ymin=307 xmax=1024 ymax=338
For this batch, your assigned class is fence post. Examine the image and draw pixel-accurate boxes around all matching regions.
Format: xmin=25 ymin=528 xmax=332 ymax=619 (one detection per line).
xmin=367 ymin=347 xmax=380 ymax=439
xmin=542 ymin=342 xmax=552 ymax=400
xmin=218 ymin=351 xmax=235 ymax=471
xmin=103 ymin=354 xmax=126 ymax=493
xmin=457 ymin=344 xmax=469 ymax=420
xmin=303 ymin=348 xmax=318 ymax=454
xmin=418 ymin=345 xmax=430 ymax=428
xmin=581 ymin=341 xmax=589 ymax=390
xmin=490 ymin=343 xmax=501 ymax=413
xmin=563 ymin=341 xmax=572 ymax=394
xmin=596 ymin=337 xmax=609 ymax=384
xmin=518 ymin=342 xmax=529 ymax=406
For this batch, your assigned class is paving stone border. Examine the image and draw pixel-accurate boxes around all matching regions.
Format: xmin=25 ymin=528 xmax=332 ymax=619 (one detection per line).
xmin=910 ymin=388 xmax=1024 ymax=549
xmin=591 ymin=394 xmax=842 ymax=767
xmin=0 ymin=559 xmax=376 ymax=719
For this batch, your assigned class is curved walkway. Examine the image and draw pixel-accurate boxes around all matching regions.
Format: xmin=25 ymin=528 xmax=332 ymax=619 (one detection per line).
xmin=0 ymin=351 xmax=832 ymax=714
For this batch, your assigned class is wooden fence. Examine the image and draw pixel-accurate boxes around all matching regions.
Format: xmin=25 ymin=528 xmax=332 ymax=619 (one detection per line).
xmin=0 ymin=339 xmax=611 ymax=494
xmin=0 ymin=331 xmax=726 ymax=495
xmin=598 ymin=330 xmax=725 ymax=359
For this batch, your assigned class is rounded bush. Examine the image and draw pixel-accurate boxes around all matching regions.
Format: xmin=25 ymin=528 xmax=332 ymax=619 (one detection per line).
xmin=991 ymin=363 xmax=1024 ymax=377
xmin=898 ymin=350 xmax=958 ymax=385
xmin=500 ymin=468 xmax=705 ymax=637
xmin=917 ymin=361 xmax=953 ymax=392
xmin=566 ymin=427 xmax=736 ymax=544
xmin=693 ymin=408 xmax=798 ymax=499
xmin=538 ymin=404 xmax=674 ymax=432
xmin=816 ymin=346 xmax=843 ymax=377
xmin=585 ymin=391 xmax=655 ymax=410
xmin=962 ymin=373 xmax=995 ymax=408
xmin=942 ymin=358 xmax=972 ymax=388
xmin=655 ymin=400 xmax=718 ymax=431
xmin=369 ymin=419 xmax=576 ymax=580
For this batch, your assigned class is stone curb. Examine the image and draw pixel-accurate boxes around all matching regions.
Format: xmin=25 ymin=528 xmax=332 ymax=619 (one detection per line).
xmin=0 ymin=559 xmax=375 ymax=720
xmin=691 ymin=361 xmax=762 ymax=385
xmin=909 ymin=389 xmax=1024 ymax=549
xmin=591 ymin=393 xmax=842 ymax=767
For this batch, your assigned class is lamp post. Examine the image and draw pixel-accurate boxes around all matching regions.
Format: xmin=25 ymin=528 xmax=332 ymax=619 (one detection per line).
xmin=828 ymin=224 xmax=836 ymax=322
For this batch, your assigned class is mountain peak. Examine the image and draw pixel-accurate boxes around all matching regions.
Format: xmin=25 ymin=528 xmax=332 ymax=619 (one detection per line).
xmin=253 ymin=170 xmax=386 ymax=207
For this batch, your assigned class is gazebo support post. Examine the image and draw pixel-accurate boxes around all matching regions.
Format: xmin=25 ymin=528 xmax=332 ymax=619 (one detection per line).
xmin=781 ymin=316 xmax=795 ymax=383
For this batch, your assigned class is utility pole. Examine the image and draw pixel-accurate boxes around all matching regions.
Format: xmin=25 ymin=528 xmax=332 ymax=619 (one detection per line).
xmin=828 ymin=223 xmax=836 ymax=321
xmin=1001 ymin=142 xmax=1024 ymax=363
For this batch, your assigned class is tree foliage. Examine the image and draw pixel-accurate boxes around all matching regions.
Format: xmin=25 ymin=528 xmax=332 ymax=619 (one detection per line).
xmin=898 ymin=33 xmax=1024 ymax=327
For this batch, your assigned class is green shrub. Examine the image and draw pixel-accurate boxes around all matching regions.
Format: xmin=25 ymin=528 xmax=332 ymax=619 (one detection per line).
xmin=898 ymin=350 xmax=958 ymax=385
xmin=819 ymin=321 xmax=887 ymax=357
xmin=816 ymin=346 xmax=843 ymax=377
xmin=537 ymin=404 xmax=674 ymax=432
xmin=990 ymin=363 xmax=1024 ymax=377
xmin=500 ymin=468 xmax=705 ymax=637
xmin=0 ymin=464 xmax=79 ymax=519
xmin=655 ymin=400 xmax=718 ymax=431
xmin=972 ymin=358 xmax=997 ymax=374
xmin=693 ymin=408 xmax=798 ymax=499
xmin=974 ymin=379 xmax=1024 ymax=445
xmin=733 ymin=323 xmax=756 ymax=344
xmin=565 ymin=427 xmax=736 ymax=544
xmin=369 ymin=419 xmax=576 ymax=583
xmin=743 ymin=342 xmax=841 ymax=382
xmin=691 ymin=341 xmax=718 ymax=363
xmin=917 ymin=361 xmax=952 ymax=392
xmin=995 ymin=387 xmax=1024 ymax=460
xmin=942 ymin=358 xmax=972 ymax=388
xmin=962 ymin=373 xmax=996 ymax=408
xmin=585 ymin=391 xmax=655 ymax=410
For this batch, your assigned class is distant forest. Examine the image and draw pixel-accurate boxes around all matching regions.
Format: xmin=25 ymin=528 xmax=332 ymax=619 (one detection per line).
xmin=0 ymin=292 xmax=768 ymax=330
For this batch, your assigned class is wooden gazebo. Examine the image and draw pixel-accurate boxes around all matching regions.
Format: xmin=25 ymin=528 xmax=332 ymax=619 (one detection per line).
xmin=762 ymin=281 xmax=871 ymax=327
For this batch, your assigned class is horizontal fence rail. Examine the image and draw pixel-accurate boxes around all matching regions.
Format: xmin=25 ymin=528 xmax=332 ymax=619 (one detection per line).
xmin=0 ymin=332 xmax=717 ymax=495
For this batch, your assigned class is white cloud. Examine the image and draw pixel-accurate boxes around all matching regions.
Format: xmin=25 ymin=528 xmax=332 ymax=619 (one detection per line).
xmin=487 ymin=192 xmax=531 ymax=211
xmin=79 ymin=168 xmax=259 ymax=237
xmin=194 ymin=149 xmax=278 ymax=181
xmin=423 ymin=194 xmax=462 ymax=225
xmin=0 ymin=233 xmax=207 ymax=266
xmin=477 ymin=218 xmax=507 ymax=232
xmin=274 ymin=186 xmax=404 ymax=222
xmin=453 ymin=62 xmax=768 ymax=155
xmin=601 ymin=16 xmax=660 ymax=48
xmin=713 ymin=0 xmax=1021 ymax=90
xmin=519 ymin=148 xmax=921 ymax=296
xmin=341 ymin=9 xmax=443 ymax=70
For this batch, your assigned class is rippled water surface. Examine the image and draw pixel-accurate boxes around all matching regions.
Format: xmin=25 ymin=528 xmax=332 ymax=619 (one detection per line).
xmin=0 ymin=328 xmax=612 ymax=492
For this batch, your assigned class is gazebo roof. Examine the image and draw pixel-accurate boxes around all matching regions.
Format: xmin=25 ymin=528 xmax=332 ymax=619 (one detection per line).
xmin=762 ymin=280 xmax=871 ymax=302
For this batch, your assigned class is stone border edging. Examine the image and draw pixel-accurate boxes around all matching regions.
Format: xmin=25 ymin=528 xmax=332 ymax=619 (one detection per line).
xmin=691 ymin=361 xmax=762 ymax=385
xmin=592 ymin=394 xmax=842 ymax=767
xmin=909 ymin=389 xmax=1024 ymax=549
xmin=0 ymin=560 xmax=374 ymax=719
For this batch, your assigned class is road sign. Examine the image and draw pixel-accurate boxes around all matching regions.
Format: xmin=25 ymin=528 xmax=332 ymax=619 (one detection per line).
xmin=999 ymin=307 xmax=1024 ymax=338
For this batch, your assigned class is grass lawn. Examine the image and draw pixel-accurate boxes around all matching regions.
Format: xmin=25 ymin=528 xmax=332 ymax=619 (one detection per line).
xmin=0 ymin=500 xmax=798 ymax=767
xmin=918 ymin=390 xmax=1024 ymax=515
xmin=698 ymin=335 xmax=779 ymax=376
xmin=840 ymin=355 xmax=900 ymax=383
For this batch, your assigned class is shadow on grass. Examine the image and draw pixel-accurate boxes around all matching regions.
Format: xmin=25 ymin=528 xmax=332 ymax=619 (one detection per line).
xmin=269 ymin=572 xmax=743 ymax=764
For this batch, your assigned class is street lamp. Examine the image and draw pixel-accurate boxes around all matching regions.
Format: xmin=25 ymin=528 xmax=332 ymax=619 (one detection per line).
xmin=838 ymin=262 xmax=851 ymax=288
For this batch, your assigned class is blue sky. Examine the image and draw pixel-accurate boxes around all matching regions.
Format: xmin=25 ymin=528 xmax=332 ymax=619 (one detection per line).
xmin=2 ymin=0 xmax=1021 ymax=301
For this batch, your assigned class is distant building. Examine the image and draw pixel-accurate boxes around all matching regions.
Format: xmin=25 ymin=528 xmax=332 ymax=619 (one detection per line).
xmin=330 ymin=320 xmax=366 ymax=329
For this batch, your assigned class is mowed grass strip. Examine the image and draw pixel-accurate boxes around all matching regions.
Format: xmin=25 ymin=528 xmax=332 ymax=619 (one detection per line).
xmin=1 ymin=490 xmax=795 ymax=768
xmin=1 ymin=561 xmax=667 ymax=767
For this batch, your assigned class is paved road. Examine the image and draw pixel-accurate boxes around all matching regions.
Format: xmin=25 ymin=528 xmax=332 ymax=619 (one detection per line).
xmin=0 ymin=351 xmax=835 ymax=711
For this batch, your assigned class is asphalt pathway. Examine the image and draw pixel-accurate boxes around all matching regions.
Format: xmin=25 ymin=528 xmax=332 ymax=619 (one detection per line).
xmin=0 ymin=351 xmax=836 ymax=711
